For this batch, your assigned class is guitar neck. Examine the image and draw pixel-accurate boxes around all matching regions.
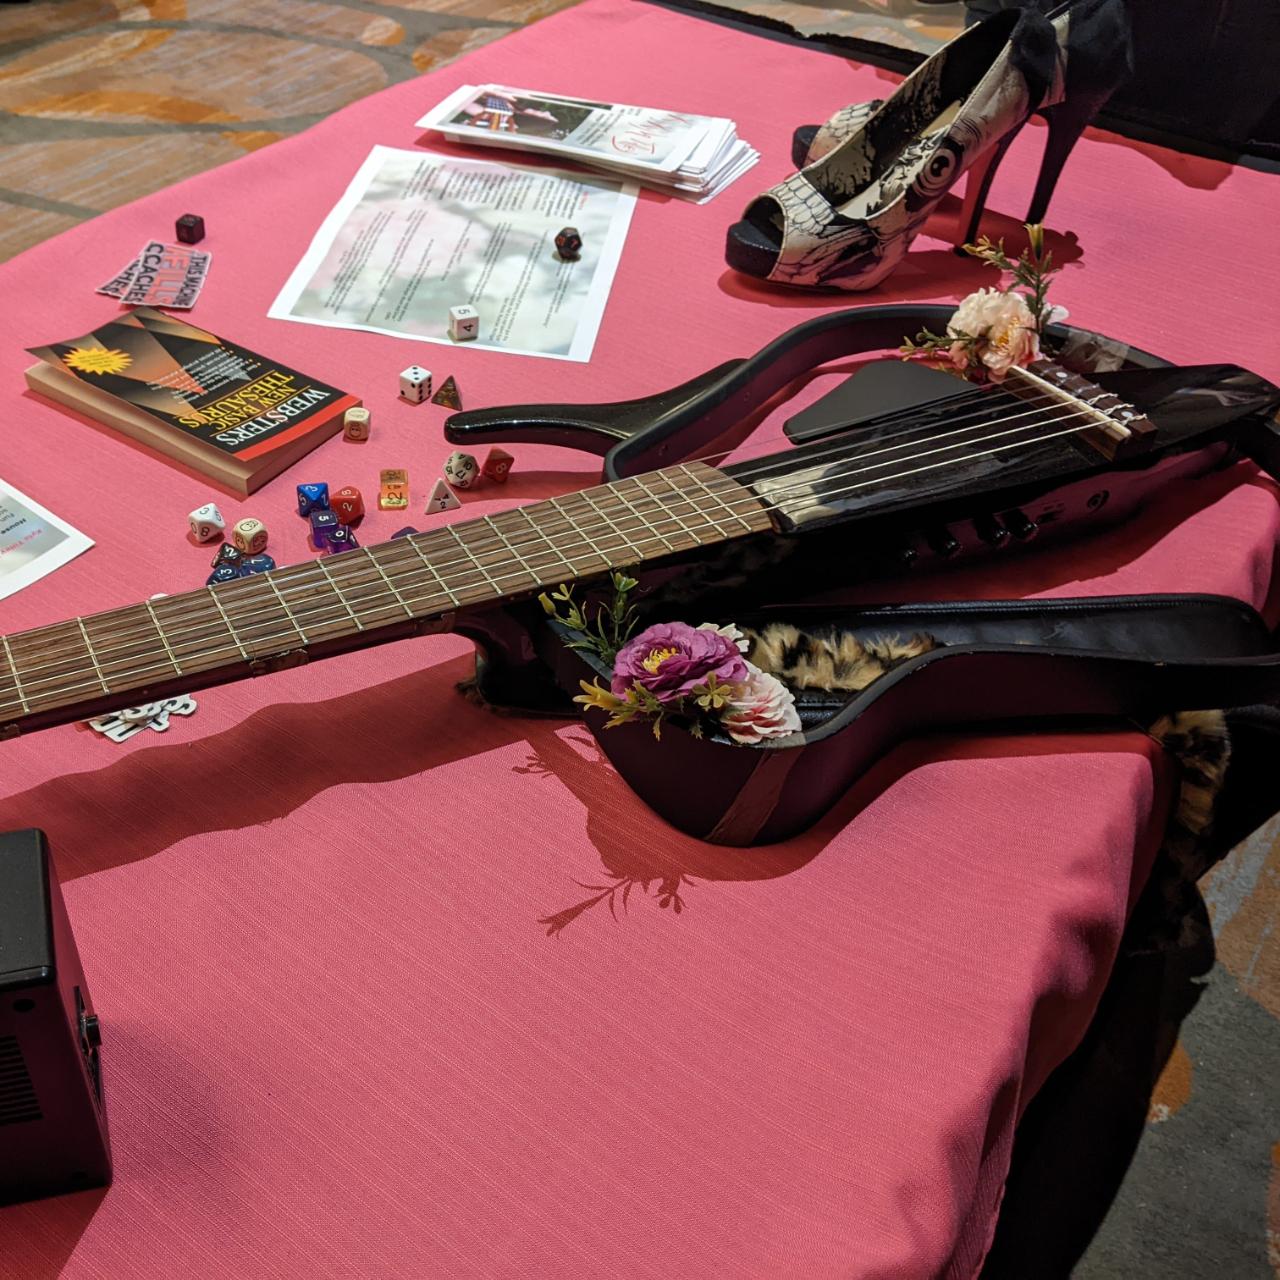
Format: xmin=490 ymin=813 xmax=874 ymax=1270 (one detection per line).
xmin=0 ymin=463 xmax=773 ymax=738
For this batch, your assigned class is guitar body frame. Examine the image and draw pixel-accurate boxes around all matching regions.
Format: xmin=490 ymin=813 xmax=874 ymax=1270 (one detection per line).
xmin=445 ymin=304 xmax=1280 ymax=844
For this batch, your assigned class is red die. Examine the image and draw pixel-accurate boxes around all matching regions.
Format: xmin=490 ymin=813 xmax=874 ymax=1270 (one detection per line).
xmin=481 ymin=448 xmax=514 ymax=484
xmin=331 ymin=485 xmax=365 ymax=524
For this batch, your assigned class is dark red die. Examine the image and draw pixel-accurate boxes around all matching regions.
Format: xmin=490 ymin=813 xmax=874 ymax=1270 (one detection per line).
xmin=331 ymin=485 xmax=365 ymax=524
xmin=554 ymin=226 xmax=582 ymax=260
xmin=481 ymin=448 xmax=514 ymax=484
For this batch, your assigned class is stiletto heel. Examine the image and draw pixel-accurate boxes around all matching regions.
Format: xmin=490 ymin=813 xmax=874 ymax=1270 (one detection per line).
xmin=1025 ymin=92 xmax=1105 ymax=224
xmin=955 ymin=123 xmax=1024 ymax=249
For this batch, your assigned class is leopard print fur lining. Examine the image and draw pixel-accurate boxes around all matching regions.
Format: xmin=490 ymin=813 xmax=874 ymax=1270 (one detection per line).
xmin=741 ymin=622 xmax=938 ymax=692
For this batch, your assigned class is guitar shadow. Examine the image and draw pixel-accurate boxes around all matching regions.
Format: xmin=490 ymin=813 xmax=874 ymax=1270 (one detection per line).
xmin=0 ymin=642 xmax=1149 ymax=938
xmin=519 ymin=723 xmax=1150 ymax=936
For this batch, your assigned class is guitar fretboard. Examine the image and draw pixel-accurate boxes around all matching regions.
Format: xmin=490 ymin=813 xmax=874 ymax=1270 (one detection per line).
xmin=0 ymin=463 xmax=773 ymax=735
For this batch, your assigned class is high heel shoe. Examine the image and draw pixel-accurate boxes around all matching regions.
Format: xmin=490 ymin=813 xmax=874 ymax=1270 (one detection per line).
xmin=791 ymin=0 xmax=1132 ymax=238
xmin=725 ymin=0 xmax=1131 ymax=291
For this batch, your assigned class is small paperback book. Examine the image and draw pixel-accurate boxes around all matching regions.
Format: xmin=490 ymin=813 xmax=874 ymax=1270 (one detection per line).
xmin=26 ymin=307 xmax=359 ymax=496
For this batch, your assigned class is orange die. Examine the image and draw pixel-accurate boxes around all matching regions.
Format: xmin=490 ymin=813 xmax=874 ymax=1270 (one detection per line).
xmin=378 ymin=468 xmax=409 ymax=511
xmin=331 ymin=485 xmax=365 ymax=524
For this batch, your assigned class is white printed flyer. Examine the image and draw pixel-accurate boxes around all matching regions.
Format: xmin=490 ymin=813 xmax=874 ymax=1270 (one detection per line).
xmin=269 ymin=146 xmax=637 ymax=362
xmin=0 ymin=479 xmax=93 ymax=601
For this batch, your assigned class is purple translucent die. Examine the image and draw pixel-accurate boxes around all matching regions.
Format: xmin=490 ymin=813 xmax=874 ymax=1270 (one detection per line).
xmin=390 ymin=526 xmax=418 ymax=539
xmin=241 ymin=554 xmax=276 ymax=574
xmin=296 ymin=482 xmax=329 ymax=517
xmin=326 ymin=526 xmax=359 ymax=553
xmin=309 ymin=509 xmax=340 ymax=548
xmin=206 ymin=563 xmax=241 ymax=586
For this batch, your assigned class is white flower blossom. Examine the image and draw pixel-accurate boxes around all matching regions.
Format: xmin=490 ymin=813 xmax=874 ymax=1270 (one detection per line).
xmin=721 ymin=663 xmax=802 ymax=745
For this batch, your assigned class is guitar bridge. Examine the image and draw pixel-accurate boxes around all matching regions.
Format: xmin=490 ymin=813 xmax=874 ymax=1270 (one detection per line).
xmin=1006 ymin=360 xmax=1157 ymax=461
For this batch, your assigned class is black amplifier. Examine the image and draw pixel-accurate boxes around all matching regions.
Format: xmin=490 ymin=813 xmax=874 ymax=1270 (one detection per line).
xmin=0 ymin=828 xmax=112 ymax=1203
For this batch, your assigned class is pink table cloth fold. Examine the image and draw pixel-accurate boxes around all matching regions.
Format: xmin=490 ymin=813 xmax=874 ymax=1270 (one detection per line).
xmin=0 ymin=1 xmax=1276 ymax=1275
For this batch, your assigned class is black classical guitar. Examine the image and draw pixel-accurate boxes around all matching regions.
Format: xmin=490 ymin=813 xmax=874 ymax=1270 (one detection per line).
xmin=4 ymin=305 xmax=1280 ymax=844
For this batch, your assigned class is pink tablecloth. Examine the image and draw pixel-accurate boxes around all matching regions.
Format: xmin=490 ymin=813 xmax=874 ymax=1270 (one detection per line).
xmin=1 ymin=2 xmax=1278 ymax=1275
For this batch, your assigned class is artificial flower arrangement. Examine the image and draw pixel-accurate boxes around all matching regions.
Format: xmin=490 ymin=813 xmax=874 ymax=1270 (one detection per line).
xmin=545 ymin=227 xmax=1062 ymax=745
xmin=540 ymin=573 xmax=802 ymax=745
xmin=900 ymin=223 xmax=1066 ymax=382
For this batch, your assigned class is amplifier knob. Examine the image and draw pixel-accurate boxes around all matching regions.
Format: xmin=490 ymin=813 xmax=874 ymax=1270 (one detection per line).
xmin=1003 ymin=509 xmax=1039 ymax=541
xmin=925 ymin=527 xmax=961 ymax=558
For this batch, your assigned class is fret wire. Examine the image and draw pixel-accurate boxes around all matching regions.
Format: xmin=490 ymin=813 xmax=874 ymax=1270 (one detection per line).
xmin=478 ymin=514 xmax=546 ymax=586
xmin=508 ymin=506 xmax=592 ymax=579
xmin=314 ymin=558 xmax=366 ymax=632
xmin=360 ymin=548 xmax=416 ymax=619
xmin=0 ymin=635 xmax=30 ymax=714
xmin=611 ymin=473 xmax=691 ymax=547
xmin=330 ymin=547 xmax=435 ymax=616
xmin=680 ymin=464 xmax=757 ymax=534
xmin=324 ymin=551 xmax=420 ymax=626
xmin=649 ymin=470 xmax=727 ymax=539
xmin=82 ymin=606 xmax=182 ymax=687
xmin=144 ymin=600 xmax=186 ymax=676
xmin=402 ymin=537 xmax=463 ymax=609
xmin=444 ymin=525 xmax=508 ymax=597
xmin=75 ymin=618 xmax=112 ymax=695
xmin=544 ymin=495 xmax=614 ymax=568
xmin=625 ymin=474 xmax=704 ymax=550
xmin=203 ymin=588 xmax=253 ymax=663
xmin=499 ymin=505 xmax=606 ymax=580
xmin=573 ymin=490 xmax=646 ymax=561
xmin=262 ymin=576 xmax=309 ymax=644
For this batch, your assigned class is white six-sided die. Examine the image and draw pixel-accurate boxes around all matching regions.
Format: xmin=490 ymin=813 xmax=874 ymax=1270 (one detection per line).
xmin=448 ymin=305 xmax=479 ymax=342
xmin=188 ymin=502 xmax=225 ymax=543
xmin=399 ymin=366 xmax=432 ymax=403
xmin=443 ymin=451 xmax=479 ymax=489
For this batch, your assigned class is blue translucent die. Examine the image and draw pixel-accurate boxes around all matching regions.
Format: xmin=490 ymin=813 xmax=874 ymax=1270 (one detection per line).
xmin=326 ymin=526 xmax=359 ymax=553
xmin=241 ymin=554 xmax=276 ymax=575
xmin=211 ymin=541 xmax=243 ymax=569
xmin=296 ymin=482 xmax=330 ymax=517
xmin=206 ymin=563 xmax=241 ymax=586
xmin=308 ymin=509 xmax=340 ymax=548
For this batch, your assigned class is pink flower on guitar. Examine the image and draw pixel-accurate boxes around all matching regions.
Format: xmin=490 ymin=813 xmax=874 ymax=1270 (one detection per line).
xmin=947 ymin=288 xmax=1041 ymax=382
xmin=611 ymin=621 xmax=748 ymax=703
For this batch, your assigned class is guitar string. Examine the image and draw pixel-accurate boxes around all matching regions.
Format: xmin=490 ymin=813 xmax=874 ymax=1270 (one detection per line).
xmin=724 ymin=386 xmax=1062 ymax=482
xmin=2 ymin=381 xmax=1088 ymax=690
xmin=2 ymin=391 xmax=1102 ymax=691
xmin=3 ymin=400 xmax=1114 ymax=711
xmin=1 ymin=384 xmax=1087 ymax=694
xmin=5 ymin=365 xmax=1135 ymax=697
xmin=3 ymin=398 xmax=1119 ymax=703
xmin=2 ymin=401 xmax=1119 ymax=705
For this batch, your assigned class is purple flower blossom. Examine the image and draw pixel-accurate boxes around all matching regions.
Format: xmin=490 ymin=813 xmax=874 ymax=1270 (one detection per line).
xmin=611 ymin=621 xmax=748 ymax=704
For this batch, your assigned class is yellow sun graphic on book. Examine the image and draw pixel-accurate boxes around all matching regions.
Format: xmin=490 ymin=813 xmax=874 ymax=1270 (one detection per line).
xmin=63 ymin=347 xmax=132 ymax=375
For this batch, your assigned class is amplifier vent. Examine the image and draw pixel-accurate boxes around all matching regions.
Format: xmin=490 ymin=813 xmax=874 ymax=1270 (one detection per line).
xmin=0 ymin=1035 xmax=42 ymax=1126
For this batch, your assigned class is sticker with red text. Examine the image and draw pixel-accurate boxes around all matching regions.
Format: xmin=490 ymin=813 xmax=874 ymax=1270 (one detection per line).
xmin=98 ymin=241 xmax=212 ymax=309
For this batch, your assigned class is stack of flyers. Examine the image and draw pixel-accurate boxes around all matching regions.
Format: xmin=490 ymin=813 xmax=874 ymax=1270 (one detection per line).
xmin=417 ymin=85 xmax=759 ymax=202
